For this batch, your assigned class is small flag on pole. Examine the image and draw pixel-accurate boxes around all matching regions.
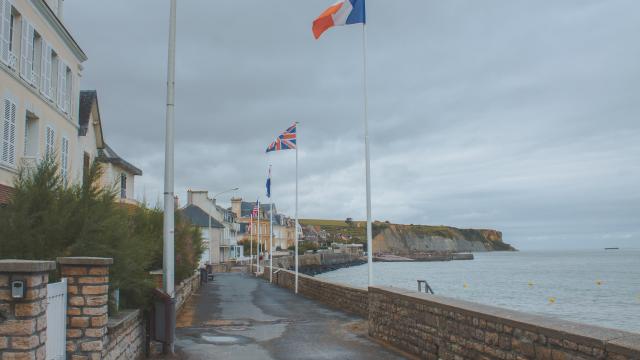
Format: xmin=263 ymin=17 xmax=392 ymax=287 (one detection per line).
xmin=266 ymin=166 xmax=272 ymax=198
xmin=252 ymin=200 xmax=260 ymax=218
xmin=266 ymin=123 xmax=297 ymax=152
xmin=313 ymin=0 xmax=366 ymax=39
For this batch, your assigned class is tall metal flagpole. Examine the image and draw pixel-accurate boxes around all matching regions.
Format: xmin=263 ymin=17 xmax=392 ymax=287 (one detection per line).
xmin=294 ymin=126 xmax=299 ymax=294
xmin=257 ymin=199 xmax=261 ymax=274
xmin=162 ymin=0 xmax=177 ymax=353
xmin=250 ymin=215 xmax=253 ymax=272
xmin=362 ymin=23 xmax=373 ymax=287
xmin=269 ymin=166 xmax=274 ymax=283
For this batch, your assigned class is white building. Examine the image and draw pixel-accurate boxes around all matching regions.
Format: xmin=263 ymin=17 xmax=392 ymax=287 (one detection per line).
xmin=0 ymin=1 xmax=141 ymax=205
xmin=1 ymin=0 xmax=86 ymax=203
xmin=183 ymin=189 xmax=242 ymax=265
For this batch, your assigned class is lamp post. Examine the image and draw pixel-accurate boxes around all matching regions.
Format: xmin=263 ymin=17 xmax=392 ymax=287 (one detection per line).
xmin=210 ymin=188 xmax=239 ymax=264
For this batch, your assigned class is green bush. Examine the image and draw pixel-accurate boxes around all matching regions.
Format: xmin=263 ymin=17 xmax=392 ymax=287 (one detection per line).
xmin=0 ymin=158 xmax=203 ymax=310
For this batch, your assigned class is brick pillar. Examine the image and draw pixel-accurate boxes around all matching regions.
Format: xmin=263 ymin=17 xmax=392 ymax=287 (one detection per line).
xmin=0 ymin=259 xmax=55 ymax=360
xmin=57 ymin=257 xmax=113 ymax=360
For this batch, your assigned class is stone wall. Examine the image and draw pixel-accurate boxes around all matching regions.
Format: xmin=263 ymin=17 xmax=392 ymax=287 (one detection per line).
xmin=103 ymin=310 xmax=144 ymax=360
xmin=271 ymin=253 xmax=359 ymax=270
xmin=260 ymin=267 xmax=368 ymax=318
xmin=368 ymin=286 xmax=640 ymax=360
xmin=175 ymin=273 xmax=201 ymax=312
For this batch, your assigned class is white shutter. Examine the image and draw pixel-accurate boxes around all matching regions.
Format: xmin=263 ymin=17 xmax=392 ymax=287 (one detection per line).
xmin=40 ymin=40 xmax=47 ymax=95
xmin=0 ymin=0 xmax=11 ymax=65
xmin=61 ymin=137 xmax=68 ymax=185
xmin=2 ymin=98 xmax=16 ymax=166
xmin=26 ymin=23 xmax=34 ymax=83
xmin=20 ymin=18 xmax=27 ymax=78
xmin=57 ymin=61 xmax=65 ymax=109
xmin=65 ymin=70 xmax=71 ymax=114
xmin=45 ymin=125 xmax=54 ymax=159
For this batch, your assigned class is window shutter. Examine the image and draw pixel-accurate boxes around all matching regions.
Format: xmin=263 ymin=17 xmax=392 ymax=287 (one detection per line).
xmin=61 ymin=137 xmax=68 ymax=185
xmin=41 ymin=42 xmax=52 ymax=98
xmin=20 ymin=18 xmax=27 ymax=78
xmin=2 ymin=98 xmax=15 ymax=165
xmin=65 ymin=69 xmax=71 ymax=114
xmin=45 ymin=125 xmax=55 ymax=160
xmin=40 ymin=40 xmax=47 ymax=95
xmin=26 ymin=23 xmax=34 ymax=83
xmin=57 ymin=61 xmax=65 ymax=109
xmin=0 ymin=0 xmax=11 ymax=65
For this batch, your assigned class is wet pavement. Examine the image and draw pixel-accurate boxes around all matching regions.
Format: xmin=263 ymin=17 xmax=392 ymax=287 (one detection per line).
xmin=168 ymin=273 xmax=406 ymax=360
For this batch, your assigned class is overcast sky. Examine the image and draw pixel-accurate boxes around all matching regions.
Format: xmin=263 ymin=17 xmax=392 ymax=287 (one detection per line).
xmin=63 ymin=1 xmax=640 ymax=250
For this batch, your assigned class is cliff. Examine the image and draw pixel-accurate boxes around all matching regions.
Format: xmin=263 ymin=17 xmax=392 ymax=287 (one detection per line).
xmin=299 ymin=220 xmax=516 ymax=253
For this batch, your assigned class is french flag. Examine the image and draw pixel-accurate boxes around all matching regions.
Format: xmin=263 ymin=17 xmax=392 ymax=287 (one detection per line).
xmin=313 ymin=0 xmax=366 ymax=39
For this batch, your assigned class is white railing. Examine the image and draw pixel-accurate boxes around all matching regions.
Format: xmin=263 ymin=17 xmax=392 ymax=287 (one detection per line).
xmin=8 ymin=51 xmax=17 ymax=69
xmin=21 ymin=156 xmax=38 ymax=173
xmin=46 ymin=278 xmax=67 ymax=360
xmin=31 ymin=70 xmax=39 ymax=86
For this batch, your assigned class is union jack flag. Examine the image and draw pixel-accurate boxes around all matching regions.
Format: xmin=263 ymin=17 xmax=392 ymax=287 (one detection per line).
xmin=251 ymin=200 xmax=260 ymax=217
xmin=266 ymin=123 xmax=297 ymax=153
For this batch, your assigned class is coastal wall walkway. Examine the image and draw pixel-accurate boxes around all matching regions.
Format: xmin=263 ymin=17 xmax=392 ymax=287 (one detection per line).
xmin=168 ymin=273 xmax=406 ymax=359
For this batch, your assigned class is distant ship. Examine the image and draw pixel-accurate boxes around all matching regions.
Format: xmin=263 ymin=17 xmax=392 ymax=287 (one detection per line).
xmin=604 ymin=247 xmax=620 ymax=250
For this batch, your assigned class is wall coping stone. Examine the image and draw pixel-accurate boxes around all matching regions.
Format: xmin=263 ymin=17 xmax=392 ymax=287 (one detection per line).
xmin=267 ymin=266 xmax=367 ymax=292
xmin=0 ymin=259 xmax=56 ymax=272
xmin=369 ymin=286 xmax=638 ymax=349
xmin=107 ymin=309 xmax=141 ymax=333
xmin=606 ymin=334 xmax=640 ymax=357
xmin=57 ymin=257 xmax=114 ymax=265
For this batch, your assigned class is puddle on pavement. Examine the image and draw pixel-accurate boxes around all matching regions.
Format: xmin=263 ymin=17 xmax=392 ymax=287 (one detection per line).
xmin=201 ymin=335 xmax=243 ymax=345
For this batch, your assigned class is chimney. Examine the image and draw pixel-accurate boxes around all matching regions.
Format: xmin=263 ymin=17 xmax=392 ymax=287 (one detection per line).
xmin=174 ymin=195 xmax=179 ymax=209
xmin=187 ymin=189 xmax=194 ymax=205
xmin=57 ymin=0 xmax=64 ymax=20
xmin=231 ymin=197 xmax=242 ymax=218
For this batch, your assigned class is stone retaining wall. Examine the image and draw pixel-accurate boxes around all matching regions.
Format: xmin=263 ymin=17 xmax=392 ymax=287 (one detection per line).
xmin=271 ymin=253 xmax=359 ymax=270
xmin=175 ymin=273 xmax=201 ymax=312
xmin=368 ymin=286 xmax=640 ymax=360
xmin=260 ymin=267 xmax=368 ymax=318
xmin=103 ymin=310 xmax=144 ymax=360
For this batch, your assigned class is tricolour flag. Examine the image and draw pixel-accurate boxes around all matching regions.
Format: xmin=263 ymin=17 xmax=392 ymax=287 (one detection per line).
xmin=266 ymin=123 xmax=297 ymax=153
xmin=312 ymin=0 xmax=366 ymax=39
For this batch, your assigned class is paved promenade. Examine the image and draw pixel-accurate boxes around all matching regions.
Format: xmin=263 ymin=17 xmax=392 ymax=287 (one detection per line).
xmin=170 ymin=272 xmax=405 ymax=360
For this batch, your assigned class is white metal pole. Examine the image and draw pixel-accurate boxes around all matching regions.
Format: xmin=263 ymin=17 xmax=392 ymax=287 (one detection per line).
xmin=270 ymin=201 xmax=273 ymax=283
xmin=162 ymin=0 xmax=177 ymax=353
xmin=250 ymin=215 xmax=253 ymax=272
xmin=294 ymin=140 xmax=299 ymax=294
xmin=362 ymin=24 xmax=373 ymax=287
xmin=257 ymin=199 xmax=261 ymax=274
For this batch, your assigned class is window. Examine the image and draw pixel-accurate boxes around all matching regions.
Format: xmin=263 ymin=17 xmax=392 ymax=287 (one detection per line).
xmin=120 ymin=173 xmax=127 ymax=199
xmin=23 ymin=112 xmax=38 ymax=157
xmin=60 ymin=136 xmax=69 ymax=186
xmin=51 ymin=50 xmax=59 ymax=102
xmin=1 ymin=98 xmax=16 ymax=166
xmin=44 ymin=125 xmax=55 ymax=160
xmin=20 ymin=18 xmax=35 ymax=84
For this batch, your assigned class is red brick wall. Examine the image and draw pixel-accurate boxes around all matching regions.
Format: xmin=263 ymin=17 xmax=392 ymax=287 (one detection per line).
xmin=0 ymin=184 xmax=14 ymax=205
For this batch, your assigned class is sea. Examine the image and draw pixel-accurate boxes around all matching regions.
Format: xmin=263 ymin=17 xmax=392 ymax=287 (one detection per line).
xmin=317 ymin=249 xmax=640 ymax=333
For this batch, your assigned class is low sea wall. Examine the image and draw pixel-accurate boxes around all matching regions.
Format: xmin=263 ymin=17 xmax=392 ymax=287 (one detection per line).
xmin=271 ymin=253 xmax=364 ymax=275
xmin=260 ymin=267 xmax=368 ymax=318
xmin=259 ymin=268 xmax=640 ymax=359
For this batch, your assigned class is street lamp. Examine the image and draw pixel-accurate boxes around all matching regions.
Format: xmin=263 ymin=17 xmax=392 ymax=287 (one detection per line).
xmin=209 ymin=188 xmax=239 ymax=264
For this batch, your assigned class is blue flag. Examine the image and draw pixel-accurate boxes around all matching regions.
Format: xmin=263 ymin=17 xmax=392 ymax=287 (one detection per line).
xmin=266 ymin=166 xmax=271 ymax=198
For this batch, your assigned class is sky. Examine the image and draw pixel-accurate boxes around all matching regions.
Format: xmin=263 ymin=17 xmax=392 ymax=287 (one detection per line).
xmin=63 ymin=1 xmax=640 ymax=250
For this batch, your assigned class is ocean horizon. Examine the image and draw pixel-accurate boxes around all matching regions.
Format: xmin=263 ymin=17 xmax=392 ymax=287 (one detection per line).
xmin=317 ymin=249 xmax=640 ymax=333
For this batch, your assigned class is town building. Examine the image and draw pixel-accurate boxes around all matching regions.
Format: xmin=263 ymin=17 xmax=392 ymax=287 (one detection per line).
xmin=230 ymin=197 xmax=296 ymax=253
xmin=1 ymin=0 xmax=86 ymax=203
xmin=78 ymin=90 xmax=141 ymax=204
xmin=0 ymin=1 xmax=141 ymax=205
xmin=183 ymin=190 xmax=242 ymax=265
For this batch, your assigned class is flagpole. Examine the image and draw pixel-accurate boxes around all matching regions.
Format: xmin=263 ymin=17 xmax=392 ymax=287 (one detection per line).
xmin=270 ymin=201 xmax=273 ymax=283
xmin=162 ymin=0 xmax=177 ymax=354
xmin=257 ymin=199 xmax=261 ymax=274
xmin=250 ymin=215 xmax=253 ymax=273
xmin=362 ymin=23 xmax=373 ymax=287
xmin=294 ymin=127 xmax=299 ymax=294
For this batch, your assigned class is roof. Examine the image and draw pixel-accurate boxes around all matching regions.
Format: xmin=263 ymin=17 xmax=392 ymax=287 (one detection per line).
xmin=78 ymin=90 xmax=105 ymax=147
xmin=240 ymin=201 xmax=276 ymax=217
xmin=180 ymin=205 xmax=225 ymax=228
xmin=36 ymin=0 xmax=87 ymax=62
xmin=96 ymin=143 xmax=143 ymax=176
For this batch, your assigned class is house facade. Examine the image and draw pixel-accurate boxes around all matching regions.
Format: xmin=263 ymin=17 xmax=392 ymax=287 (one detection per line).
xmin=78 ymin=90 xmax=141 ymax=204
xmin=0 ymin=1 xmax=141 ymax=205
xmin=184 ymin=190 xmax=242 ymax=264
xmin=1 ymin=0 xmax=86 ymax=203
xmin=231 ymin=197 xmax=296 ymax=252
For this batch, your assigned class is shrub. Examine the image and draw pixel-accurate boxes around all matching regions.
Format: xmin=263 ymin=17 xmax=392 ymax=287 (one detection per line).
xmin=0 ymin=159 xmax=203 ymax=309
